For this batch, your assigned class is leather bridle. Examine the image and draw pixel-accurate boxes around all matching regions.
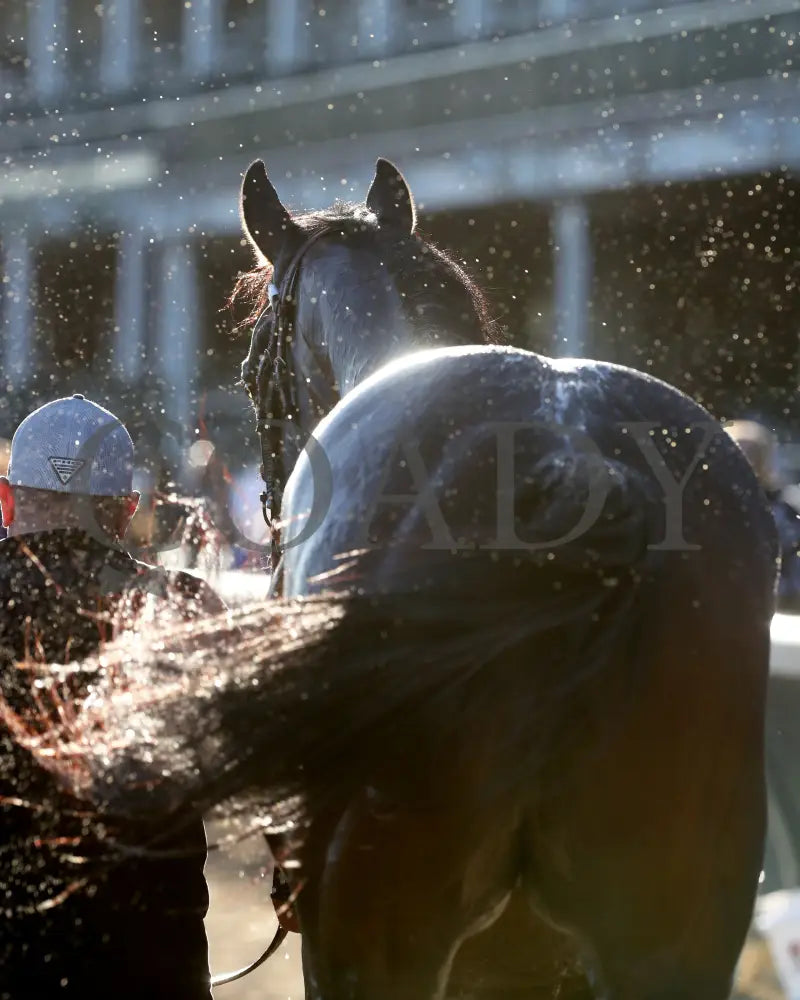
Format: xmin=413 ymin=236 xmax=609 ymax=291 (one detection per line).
xmin=245 ymin=226 xmax=338 ymax=575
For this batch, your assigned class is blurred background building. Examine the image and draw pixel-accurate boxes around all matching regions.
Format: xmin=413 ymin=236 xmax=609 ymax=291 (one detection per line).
xmin=1 ymin=0 xmax=799 ymax=486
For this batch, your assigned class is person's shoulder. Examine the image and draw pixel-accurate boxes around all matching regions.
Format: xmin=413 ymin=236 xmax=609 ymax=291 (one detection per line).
xmin=0 ymin=530 xmax=91 ymax=588
xmin=0 ymin=530 xmax=61 ymax=559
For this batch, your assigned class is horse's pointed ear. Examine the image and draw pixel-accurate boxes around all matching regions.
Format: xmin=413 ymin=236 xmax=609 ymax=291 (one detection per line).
xmin=366 ymin=158 xmax=417 ymax=234
xmin=240 ymin=160 xmax=296 ymax=263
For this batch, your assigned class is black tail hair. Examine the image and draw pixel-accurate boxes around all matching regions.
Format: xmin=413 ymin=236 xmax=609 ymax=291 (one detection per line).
xmin=42 ymin=588 xmax=651 ymax=838
xmin=35 ymin=453 xmax=659 ymax=839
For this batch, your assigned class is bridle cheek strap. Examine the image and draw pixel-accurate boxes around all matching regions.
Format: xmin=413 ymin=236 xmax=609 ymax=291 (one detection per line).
xmin=253 ymin=226 xmax=337 ymax=575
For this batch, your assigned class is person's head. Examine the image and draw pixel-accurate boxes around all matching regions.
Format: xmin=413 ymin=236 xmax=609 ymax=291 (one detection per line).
xmin=0 ymin=394 xmax=139 ymax=542
xmin=724 ymin=419 xmax=779 ymax=490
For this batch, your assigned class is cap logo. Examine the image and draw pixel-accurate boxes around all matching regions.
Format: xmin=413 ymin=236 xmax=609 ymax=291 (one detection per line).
xmin=48 ymin=456 xmax=86 ymax=485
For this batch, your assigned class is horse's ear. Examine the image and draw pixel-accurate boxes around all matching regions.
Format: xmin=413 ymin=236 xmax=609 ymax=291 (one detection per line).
xmin=240 ymin=160 xmax=297 ymax=263
xmin=366 ymin=158 xmax=417 ymax=234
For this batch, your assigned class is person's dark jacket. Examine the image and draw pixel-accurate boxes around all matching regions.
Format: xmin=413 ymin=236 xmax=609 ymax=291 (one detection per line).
xmin=0 ymin=528 xmax=221 ymax=1000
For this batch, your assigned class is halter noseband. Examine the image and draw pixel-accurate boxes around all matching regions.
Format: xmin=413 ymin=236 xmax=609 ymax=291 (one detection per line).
xmin=250 ymin=226 xmax=336 ymax=571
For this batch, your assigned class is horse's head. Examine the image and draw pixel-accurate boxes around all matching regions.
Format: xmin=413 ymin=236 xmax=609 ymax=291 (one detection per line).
xmin=238 ymin=157 xmax=493 ymax=414
xmin=235 ymin=157 xmax=495 ymax=531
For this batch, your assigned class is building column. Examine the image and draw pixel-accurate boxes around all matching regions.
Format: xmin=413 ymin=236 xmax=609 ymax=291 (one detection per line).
xmin=1 ymin=230 xmax=36 ymax=389
xmin=101 ymin=0 xmax=140 ymax=92
xmin=29 ymin=0 xmax=66 ymax=104
xmin=539 ymin=0 xmax=572 ymax=25
xmin=157 ymin=239 xmax=199 ymax=432
xmin=453 ymin=0 xmax=485 ymax=41
xmin=183 ymin=0 xmax=222 ymax=78
xmin=267 ymin=0 xmax=306 ymax=75
xmin=113 ymin=229 xmax=147 ymax=382
xmin=551 ymin=199 xmax=592 ymax=358
xmin=358 ymin=0 xmax=391 ymax=57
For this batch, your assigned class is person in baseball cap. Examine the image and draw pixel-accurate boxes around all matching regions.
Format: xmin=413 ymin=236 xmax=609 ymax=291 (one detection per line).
xmin=0 ymin=393 xmax=139 ymax=541
xmin=0 ymin=394 xmax=216 ymax=999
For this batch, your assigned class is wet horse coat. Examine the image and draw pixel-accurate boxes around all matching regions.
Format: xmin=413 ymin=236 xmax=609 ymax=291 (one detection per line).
xmin=279 ymin=348 xmax=774 ymax=1000
xmin=230 ymin=159 xmax=778 ymax=999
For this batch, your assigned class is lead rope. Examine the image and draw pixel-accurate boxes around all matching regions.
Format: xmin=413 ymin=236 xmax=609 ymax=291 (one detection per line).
xmin=210 ymin=872 xmax=305 ymax=987
xmin=210 ymin=925 xmax=288 ymax=988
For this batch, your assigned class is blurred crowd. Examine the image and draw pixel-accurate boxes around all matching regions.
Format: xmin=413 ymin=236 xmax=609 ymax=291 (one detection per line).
xmin=726 ymin=420 xmax=800 ymax=615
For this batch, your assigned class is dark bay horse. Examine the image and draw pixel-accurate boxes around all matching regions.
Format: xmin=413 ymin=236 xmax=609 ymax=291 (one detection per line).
xmin=45 ymin=159 xmax=777 ymax=1000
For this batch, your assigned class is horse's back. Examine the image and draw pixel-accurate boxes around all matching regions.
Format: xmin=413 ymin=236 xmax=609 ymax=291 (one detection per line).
xmin=283 ymin=344 xmax=776 ymax=603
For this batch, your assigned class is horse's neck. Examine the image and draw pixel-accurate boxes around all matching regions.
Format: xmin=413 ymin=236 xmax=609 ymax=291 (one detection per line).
xmin=297 ymin=266 xmax=487 ymax=427
xmin=297 ymin=245 xmax=486 ymax=408
xmin=322 ymin=318 xmax=483 ymax=401
xmin=335 ymin=325 xmax=412 ymax=395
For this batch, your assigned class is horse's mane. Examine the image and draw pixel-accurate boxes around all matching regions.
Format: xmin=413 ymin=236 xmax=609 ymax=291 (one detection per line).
xmin=230 ymin=201 xmax=499 ymax=345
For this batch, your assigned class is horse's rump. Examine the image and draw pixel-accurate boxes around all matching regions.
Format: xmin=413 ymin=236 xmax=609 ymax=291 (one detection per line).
xmin=257 ymin=345 xmax=777 ymax=843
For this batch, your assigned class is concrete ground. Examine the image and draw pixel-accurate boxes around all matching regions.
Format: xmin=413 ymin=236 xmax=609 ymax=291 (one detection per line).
xmin=205 ymin=821 xmax=304 ymax=1000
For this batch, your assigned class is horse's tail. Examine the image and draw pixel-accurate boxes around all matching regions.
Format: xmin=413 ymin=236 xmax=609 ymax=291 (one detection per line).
xmin=34 ymin=450 xmax=659 ymax=833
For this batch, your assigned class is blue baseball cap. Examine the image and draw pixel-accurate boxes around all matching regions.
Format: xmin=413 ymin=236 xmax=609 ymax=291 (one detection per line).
xmin=7 ymin=394 xmax=134 ymax=496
